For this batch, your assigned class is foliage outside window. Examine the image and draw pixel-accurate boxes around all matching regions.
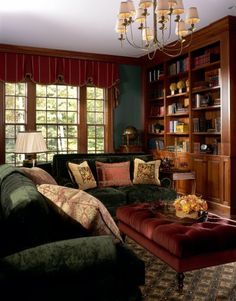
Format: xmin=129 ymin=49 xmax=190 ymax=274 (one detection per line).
xmin=87 ymin=87 xmax=105 ymax=153
xmin=5 ymin=83 xmax=26 ymax=165
xmin=36 ymin=84 xmax=79 ymax=162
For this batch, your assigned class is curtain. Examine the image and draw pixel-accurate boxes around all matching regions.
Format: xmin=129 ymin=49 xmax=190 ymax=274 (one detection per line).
xmin=0 ymin=52 xmax=119 ymax=88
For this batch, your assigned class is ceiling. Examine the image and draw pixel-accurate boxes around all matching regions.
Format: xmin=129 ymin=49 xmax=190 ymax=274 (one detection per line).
xmin=0 ymin=0 xmax=236 ymax=58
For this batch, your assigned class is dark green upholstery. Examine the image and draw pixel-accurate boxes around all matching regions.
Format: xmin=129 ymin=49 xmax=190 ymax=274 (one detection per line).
xmin=0 ymin=164 xmax=144 ymax=301
xmin=52 ymin=153 xmax=177 ymax=218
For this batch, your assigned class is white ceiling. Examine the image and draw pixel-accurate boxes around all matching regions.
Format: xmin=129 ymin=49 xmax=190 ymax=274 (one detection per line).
xmin=0 ymin=0 xmax=236 ymax=58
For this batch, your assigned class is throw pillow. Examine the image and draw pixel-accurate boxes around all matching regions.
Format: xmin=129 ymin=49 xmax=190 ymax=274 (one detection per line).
xmin=21 ymin=167 xmax=57 ymax=185
xmin=37 ymin=184 xmax=122 ymax=242
xmin=133 ymin=158 xmax=161 ymax=185
xmin=96 ymin=161 xmax=132 ymax=187
xmin=67 ymin=161 xmax=97 ymax=190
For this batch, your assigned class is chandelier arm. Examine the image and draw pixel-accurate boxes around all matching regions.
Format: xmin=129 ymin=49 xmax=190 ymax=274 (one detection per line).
xmin=124 ymin=24 xmax=146 ymax=49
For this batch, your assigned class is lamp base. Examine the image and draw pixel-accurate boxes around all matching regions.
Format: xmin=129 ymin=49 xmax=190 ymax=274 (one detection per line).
xmin=23 ymin=158 xmax=36 ymax=167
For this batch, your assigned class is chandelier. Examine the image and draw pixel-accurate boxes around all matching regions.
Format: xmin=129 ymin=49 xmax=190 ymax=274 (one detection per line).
xmin=115 ymin=0 xmax=200 ymax=60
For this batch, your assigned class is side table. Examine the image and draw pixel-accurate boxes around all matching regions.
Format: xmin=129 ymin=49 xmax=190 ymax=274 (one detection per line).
xmin=23 ymin=161 xmax=52 ymax=175
xmin=160 ymin=169 xmax=196 ymax=195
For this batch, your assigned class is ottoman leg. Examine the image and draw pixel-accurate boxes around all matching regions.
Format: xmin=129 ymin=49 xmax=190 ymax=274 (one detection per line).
xmin=176 ymin=272 xmax=185 ymax=291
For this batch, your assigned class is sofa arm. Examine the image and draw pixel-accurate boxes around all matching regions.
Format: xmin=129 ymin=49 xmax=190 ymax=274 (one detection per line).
xmin=0 ymin=235 xmax=117 ymax=277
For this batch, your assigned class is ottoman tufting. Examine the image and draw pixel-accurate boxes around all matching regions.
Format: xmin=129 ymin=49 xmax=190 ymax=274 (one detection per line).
xmin=116 ymin=203 xmax=236 ymax=290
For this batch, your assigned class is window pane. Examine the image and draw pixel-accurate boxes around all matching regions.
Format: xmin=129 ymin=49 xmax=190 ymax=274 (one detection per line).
xmin=5 ymin=96 xmax=15 ymax=109
xmin=68 ymin=99 xmax=77 ymax=111
xmin=5 ymin=110 xmax=15 ymax=123
xmin=36 ymin=84 xmax=79 ymax=161
xmin=4 ymin=82 xmax=26 ymax=165
xmin=5 ymin=83 xmax=15 ymax=95
xmin=36 ymin=111 xmax=47 ymax=123
xmin=36 ymin=85 xmax=47 ymax=97
xmin=47 ymin=125 xmax=57 ymax=137
xmin=58 ymin=98 xmax=67 ymax=111
xmin=47 ymin=111 xmax=57 ymax=123
xmin=96 ymin=113 xmax=104 ymax=124
xmin=58 ymin=86 xmax=68 ymax=97
xmin=36 ymin=97 xmax=46 ymax=110
xmin=47 ymin=98 xmax=56 ymax=110
xmin=5 ymin=125 xmax=15 ymax=138
xmin=16 ymin=83 xmax=26 ymax=96
xmin=47 ymin=85 xmax=56 ymax=97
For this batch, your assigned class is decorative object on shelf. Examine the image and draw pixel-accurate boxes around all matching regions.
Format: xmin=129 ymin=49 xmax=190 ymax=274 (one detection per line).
xmin=15 ymin=131 xmax=48 ymax=167
xmin=177 ymin=80 xmax=186 ymax=93
xmin=122 ymin=126 xmax=140 ymax=146
xmin=170 ymin=82 xmax=177 ymax=95
xmin=115 ymin=0 xmax=200 ymax=60
xmin=185 ymin=79 xmax=190 ymax=92
xmin=173 ymin=194 xmax=208 ymax=219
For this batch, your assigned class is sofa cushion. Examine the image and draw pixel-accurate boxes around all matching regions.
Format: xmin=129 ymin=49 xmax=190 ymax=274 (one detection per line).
xmin=117 ymin=184 xmax=177 ymax=203
xmin=86 ymin=187 xmax=127 ymax=218
xmin=21 ymin=167 xmax=57 ymax=185
xmin=96 ymin=161 xmax=132 ymax=187
xmin=133 ymin=158 xmax=161 ymax=185
xmin=67 ymin=161 xmax=97 ymax=190
xmin=37 ymin=184 xmax=122 ymax=242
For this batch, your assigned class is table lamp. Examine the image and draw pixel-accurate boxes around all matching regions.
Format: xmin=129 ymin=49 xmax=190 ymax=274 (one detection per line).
xmin=15 ymin=131 xmax=47 ymax=167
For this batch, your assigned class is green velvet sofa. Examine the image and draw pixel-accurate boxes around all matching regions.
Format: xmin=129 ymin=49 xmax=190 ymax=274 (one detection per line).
xmin=0 ymin=164 xmax=144 ymax=301
xmin=52 ymin=153 xmax=177 ymax=217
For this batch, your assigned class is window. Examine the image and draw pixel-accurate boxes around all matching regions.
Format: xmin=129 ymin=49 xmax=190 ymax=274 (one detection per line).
xmin=2 ymin=82 xmax=112 ymax=165
xmin=86 ymin=87 xmax=105 ymax=153
xmin=36 ymin=84 xmax=79 ymax=162
xmin=5 ymin=83 xmax=27 ymax=165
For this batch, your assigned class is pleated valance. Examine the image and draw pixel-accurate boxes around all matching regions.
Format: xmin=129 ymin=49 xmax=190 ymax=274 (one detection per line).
xmin=0 ymin=52 xmax=119 ymax=88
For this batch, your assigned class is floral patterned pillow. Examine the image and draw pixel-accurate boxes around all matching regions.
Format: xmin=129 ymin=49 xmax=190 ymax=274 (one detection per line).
xmin=133 ymin=158 xmax=161 ymax=185
xmin=37 ymin=184 xmax=122 ymax=242
xmin=67 ymin=161 xmax=97 ymax=190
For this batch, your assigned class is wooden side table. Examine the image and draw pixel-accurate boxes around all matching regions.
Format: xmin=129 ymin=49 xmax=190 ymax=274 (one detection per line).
xmin=160 ymin=170 xmax=196 ymax=195
xmin=172 ymin=171 xmax=196 ymax=194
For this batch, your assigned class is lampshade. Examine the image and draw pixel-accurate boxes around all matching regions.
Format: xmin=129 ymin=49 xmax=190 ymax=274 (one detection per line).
xmin=15 ymin=131 xmax=47 ymax=154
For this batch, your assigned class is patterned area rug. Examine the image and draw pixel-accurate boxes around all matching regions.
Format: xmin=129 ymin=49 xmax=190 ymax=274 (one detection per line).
xmin=126 ymin=237 xmax=236 ymax=301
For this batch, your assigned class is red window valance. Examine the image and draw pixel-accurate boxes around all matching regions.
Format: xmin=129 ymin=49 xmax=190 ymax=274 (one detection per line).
xmin=0 ymin=52 xmax=119 ymax=88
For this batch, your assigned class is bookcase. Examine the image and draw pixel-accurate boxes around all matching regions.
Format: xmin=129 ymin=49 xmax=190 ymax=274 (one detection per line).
xmin=144 ymin=16 xmax=236 ymax=215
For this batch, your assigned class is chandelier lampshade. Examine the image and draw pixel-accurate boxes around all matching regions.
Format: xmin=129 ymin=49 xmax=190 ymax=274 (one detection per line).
xmin=115 ymin=0 xmax=200 ymax=59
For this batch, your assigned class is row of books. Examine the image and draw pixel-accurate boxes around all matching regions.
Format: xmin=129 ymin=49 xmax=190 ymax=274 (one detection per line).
xmin=150 ymin=87 xmax=164 ymax=99
xmin=193 ymin=46 xmax=220 ymax=68
xmin=148 ymin=67 xmax=164 ymax=82
xmin=167 ymin=103 xmax=188 ymax=115
xmin=149 ymin=105 xmax=164 ymax=117
xmin=168 ymin=57 xmax=189 ymax=76
xmin=169 ymin=121 xmax=189 ymax=133
xmin=192 ymin=117 xmax=221 ymax=132
xmin=205 ymin=69 xmax=220 ymax=87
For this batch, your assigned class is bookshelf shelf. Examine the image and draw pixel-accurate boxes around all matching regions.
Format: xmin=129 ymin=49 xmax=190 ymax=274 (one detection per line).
xmin=192 ymin=86 xmax=220 ymax=94
xmin=192 ymin=60 xmax=220 ymax=72
xmin=192 ymin=105 xmax=221 ymax=111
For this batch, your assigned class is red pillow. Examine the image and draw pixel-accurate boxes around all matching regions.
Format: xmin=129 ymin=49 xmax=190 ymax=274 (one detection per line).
xmin=96 ymin=161 xmax=132 ymax=187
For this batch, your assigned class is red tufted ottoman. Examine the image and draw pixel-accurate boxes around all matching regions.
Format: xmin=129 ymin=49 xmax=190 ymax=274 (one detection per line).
xmin=116 ymin=203 xmax=236 ymax=290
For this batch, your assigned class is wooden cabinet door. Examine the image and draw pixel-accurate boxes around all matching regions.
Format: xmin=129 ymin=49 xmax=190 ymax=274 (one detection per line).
xmin=192 ymin=155 xmax=207 ymax=196
xmin=205 ymin=156 xmax=221 ymax=203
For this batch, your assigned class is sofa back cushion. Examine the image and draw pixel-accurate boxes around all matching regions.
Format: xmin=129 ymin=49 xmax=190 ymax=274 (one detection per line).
xmin=96 ymin=161 xmax=132 ymax=187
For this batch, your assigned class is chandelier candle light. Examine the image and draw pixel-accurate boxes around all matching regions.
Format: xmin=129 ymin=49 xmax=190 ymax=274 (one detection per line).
xmin=115 ymin=0 xmax=200 ymax=59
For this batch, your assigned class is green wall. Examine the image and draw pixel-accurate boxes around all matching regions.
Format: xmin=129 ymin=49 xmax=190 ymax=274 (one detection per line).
xmin=114 ymin=64 xmax=142 ymax=150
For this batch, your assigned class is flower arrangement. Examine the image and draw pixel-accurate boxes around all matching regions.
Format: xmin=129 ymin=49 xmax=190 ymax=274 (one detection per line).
xmin=173 ymin=194 xmax=208 ymax=219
